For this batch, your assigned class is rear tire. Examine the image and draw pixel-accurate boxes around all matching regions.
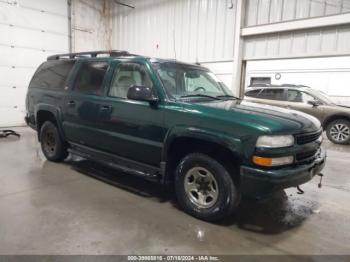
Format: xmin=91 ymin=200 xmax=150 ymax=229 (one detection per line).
xmin=40 ymin=121 xmax=68 ymax=162
xmin=175 ymin=153 xmax=240 ymax=222
xmin=326 ymin=119 xmax=350 ymax=145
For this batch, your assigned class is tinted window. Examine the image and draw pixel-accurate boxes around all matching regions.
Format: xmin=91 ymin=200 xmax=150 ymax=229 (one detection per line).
xmin=29 ymin=60 xmax=75 ymax=89
xmin=245 ymin=89 xmax=261 ymax=98
xmin=259 ymin=89 xmax=285 ymax=100
xmin=109 ymin=63 xmax=153 ymax=99
xmin=74 ymin=62 xmax=109 ymax=95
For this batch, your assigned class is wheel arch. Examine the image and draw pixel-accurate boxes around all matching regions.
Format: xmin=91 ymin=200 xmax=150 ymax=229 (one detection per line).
xmin=323 ymin=114 xmax=350 ymax=129
xmin=161 ymin=126 xmax=243 ymax=185
xmin=35 ymin=104 xmax=65 ymax=141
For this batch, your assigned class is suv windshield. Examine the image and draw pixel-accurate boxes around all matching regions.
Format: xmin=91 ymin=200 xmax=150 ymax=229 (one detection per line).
xmin=153 ymin=62 xmax=234 ymax=100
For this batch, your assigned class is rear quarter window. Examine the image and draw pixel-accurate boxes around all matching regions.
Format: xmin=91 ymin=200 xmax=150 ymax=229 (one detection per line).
xmin=29 ymin=60 xmax=75 ymax=90
xmin=261 ymin=89 xmax=286 ymax=100
xmin=245 ymin=88 xmax=287 ymax=101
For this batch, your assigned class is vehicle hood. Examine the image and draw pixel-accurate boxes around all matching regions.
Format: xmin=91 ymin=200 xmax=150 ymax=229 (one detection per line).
xmin=189 ymin=99 xmax=321 ymax=134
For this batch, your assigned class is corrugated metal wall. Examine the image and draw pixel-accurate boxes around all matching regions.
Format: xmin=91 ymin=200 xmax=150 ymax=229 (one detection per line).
xmin=112 ymin=0 xmax=236 ymax=63
xmin=245 ymin=0 xmax=350 ymax=26
xmin=243 ymin=0 xmax=350 ymax=60
xmin=244 ymin=24 xmax=350 ymax=59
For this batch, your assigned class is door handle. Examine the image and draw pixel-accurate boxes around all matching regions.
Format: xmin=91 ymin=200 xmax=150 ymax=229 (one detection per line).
xmin=67 ymin=100 xmax=76 ymax=107
xmin=100 ymin=105 xmax=112 ymax=113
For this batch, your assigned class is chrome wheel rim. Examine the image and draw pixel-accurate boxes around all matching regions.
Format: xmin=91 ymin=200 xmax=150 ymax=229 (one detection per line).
xmin=330 ymin=123 xmax=350 ymax=142
xmin=184 ymin=167 xmax=219 ymax=208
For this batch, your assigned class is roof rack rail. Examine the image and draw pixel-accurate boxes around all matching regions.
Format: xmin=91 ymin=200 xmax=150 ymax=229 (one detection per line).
xmin=281 ymin=84 xmax=310 ymax=88
xmin=249 ymin=83 xmax=272 ymax=87
xmin=47 ymin=50 xmax=133 ymax=61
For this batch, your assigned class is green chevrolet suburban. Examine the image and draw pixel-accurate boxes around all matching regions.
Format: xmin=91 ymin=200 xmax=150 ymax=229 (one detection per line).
xmin=25 ymin=51 xmax=326 ymax=221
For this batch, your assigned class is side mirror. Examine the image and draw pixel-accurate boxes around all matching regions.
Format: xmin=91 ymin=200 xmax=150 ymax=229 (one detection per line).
xmin=127 ymin=85 xmax=158 ymax=104
xmin=308 ymin=100 xmax=320 ymax=107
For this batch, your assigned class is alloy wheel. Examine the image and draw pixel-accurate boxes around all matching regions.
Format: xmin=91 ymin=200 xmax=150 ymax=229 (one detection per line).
xmin=184 ymin=167 xmax=219 ymax=208
xmin=330 ymin=123 xmax=350 ymax=142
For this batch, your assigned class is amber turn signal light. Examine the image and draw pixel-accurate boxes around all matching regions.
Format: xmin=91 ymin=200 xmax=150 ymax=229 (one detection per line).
xmin=253 ymin=156 xmax=273 ymax=167
xmin=253 ymin=155 xmax=294 ymax=167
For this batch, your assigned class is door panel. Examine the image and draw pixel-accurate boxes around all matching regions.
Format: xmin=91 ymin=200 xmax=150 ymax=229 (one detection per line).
xmin=98 ymin=98 xmax=165 ymax=165
xmin=63 ymin=93 xmax=108 ymax=147
xmin=94 ymin=61 xmax=165 ymax=166
xmin=62 ymin=61 xmax=109 ymax=148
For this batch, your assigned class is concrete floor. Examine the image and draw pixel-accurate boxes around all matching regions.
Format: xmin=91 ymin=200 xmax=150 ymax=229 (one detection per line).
xmin=0 ymin=127 xmax=349 ymax=255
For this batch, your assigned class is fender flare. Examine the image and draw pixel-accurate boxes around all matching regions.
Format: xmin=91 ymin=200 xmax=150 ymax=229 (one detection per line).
xmin=322 ymin=113 xmax=350 ymax=128
xmin=160 ymin=126 xmax=243 ymax=184
xmin=161 ymin=125 xmax=242 ymax=166
xmin=34 ymin=104 xmax=66 ymax=140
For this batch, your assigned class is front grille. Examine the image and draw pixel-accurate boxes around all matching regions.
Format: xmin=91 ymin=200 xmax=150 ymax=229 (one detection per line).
xmin=296 ymin=130 xmax=322 ymax=145
xmin=296 ymin=149 xmax=318 ymax=162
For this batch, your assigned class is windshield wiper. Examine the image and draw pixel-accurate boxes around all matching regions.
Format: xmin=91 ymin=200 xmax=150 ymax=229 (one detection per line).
xmin=179 ymin=94 xmax=222 ymax=100
xmin=216 ymin=95 xmax=240 ymax=100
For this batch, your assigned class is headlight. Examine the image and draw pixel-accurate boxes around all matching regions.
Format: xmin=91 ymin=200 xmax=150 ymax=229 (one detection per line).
xmin=253 ymin=156 xmax=294 ymax=167
xmin=256 ymin=135 xmax=294 ymax=148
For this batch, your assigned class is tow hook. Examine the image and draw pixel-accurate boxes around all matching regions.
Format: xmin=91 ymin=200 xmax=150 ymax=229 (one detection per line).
xmin=317 ymin=173 xmax=324 ymax=188
xmin=296 ymin=173 xmax=324 ymax=194
xmin=297 ymin=186 xmax=304 ymax=194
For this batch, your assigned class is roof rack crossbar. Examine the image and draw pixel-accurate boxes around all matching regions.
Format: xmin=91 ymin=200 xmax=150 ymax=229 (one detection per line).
xmin=47 ymin=50 xmax=132 ymax=61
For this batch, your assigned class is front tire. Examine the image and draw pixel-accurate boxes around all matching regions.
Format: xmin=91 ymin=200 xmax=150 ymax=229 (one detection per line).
xmin=326 ymin=119 xmax=350 ymax=145
xmin=40 ymin=121 xmax=68 ymax=162
xmin=175 ymin=153 xmax=240 ymax=222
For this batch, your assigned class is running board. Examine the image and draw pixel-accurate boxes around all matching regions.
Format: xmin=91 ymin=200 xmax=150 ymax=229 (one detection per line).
xmin=68 ymin=143 xmax=160 ymax=182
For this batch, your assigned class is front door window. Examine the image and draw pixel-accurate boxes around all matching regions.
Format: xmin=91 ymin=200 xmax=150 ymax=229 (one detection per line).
xmin=109 ymin=63 xmax=153 ymax=99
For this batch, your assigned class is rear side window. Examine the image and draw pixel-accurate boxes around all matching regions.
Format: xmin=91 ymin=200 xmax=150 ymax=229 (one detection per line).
xmin=29 ymin=60 xmax=75 ymax=89
xmin=74 ymin=62 xmax=109 ymax=95
xmin=245 ymin=89 xmax=261 ymax=98
xmin=259 ymin=89 xmax=286 ymax=100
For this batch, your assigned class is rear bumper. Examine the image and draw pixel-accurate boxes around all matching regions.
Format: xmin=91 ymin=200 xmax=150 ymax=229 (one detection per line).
xmin=24 ymin=116 xmax=29 ymax=125
xmin=240 ymin=148 xmax=326 ymax=198
xmin=24 ymin=115 xmax=36 ymax=130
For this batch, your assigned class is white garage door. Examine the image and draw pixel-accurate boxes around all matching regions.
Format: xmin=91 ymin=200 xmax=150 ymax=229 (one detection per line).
xmin=245 ymin=57 xmax=350 ymax=105
xmin=0 ymin=0 xmax=69 ymax=127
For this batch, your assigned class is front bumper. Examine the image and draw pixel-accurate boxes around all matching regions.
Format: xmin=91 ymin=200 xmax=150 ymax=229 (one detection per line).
xmin=240 ymin=148 xmax=326 ymax=198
